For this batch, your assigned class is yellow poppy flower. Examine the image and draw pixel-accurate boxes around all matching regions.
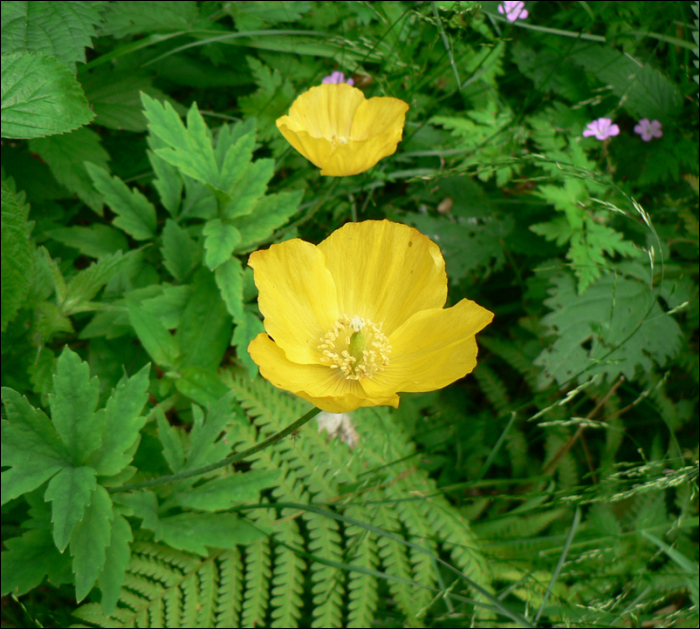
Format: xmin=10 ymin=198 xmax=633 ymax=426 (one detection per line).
xmin=275 ymin=83 xmax=410 ymax=177
xmin=247 ymin=220 xmax=494 ymax=413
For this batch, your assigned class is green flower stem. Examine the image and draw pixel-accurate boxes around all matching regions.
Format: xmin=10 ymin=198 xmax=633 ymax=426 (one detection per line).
xmin=108 ymin=406 xmax=322 ymax=494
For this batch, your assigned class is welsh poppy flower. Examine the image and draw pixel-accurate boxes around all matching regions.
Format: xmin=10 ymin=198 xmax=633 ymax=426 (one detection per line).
xmin=275 ymin=83 xmax=409 ymax=177
xmin=247 ymin=220 xmax=493 ymax=412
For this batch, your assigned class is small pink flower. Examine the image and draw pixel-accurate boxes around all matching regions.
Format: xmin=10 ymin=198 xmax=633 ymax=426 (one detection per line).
xmin=498 ymin=1 xmax=528 ymax=22
xmin=322 ymin=71 xmax=354 ymax=86
xmin=634 ymin=118 xmax=663 ymax=142
xmin=582 ymin=118 xmax=620 ymax=141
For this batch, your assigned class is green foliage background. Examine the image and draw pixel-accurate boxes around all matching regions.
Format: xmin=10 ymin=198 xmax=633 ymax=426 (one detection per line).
xmin=1 ymin=1 xmax=698 ymax=627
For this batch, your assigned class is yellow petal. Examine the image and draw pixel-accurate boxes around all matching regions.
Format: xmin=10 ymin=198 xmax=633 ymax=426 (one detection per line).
xmin=276 ymin=83 xmax=409 ymax=177
xmin=249 ymin=239 xmax=339 ymax=364
xmin=248 ymin=333 xmax=399 ymax=413
xmin=360 ymin=299 xmax=494 ymax=397
xmin=318 ymin=220 xmax=448 ymax=336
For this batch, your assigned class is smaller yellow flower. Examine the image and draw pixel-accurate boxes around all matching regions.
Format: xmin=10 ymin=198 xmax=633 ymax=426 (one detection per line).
xmin=276 ymin=83 xmax=409 ymax=177
xmin=247 ymin=220 xmax=494 ymax=413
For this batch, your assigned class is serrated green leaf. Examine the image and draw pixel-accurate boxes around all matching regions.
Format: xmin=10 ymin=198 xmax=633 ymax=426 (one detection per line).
xmin=215 ymin=256 xmax=245 ymax=322
xmin=155 ymin=406 xmax=186 ymax=473
xmin=1 ymin=388 xmax=69 ymax=505
xmin=234 ymin=189 xmax=304 ymax=248
xmin=535 ymin=271 xmax=684 ymax=386
xmin=126 ymin=296 xmax=181 ymax=369
xmin=69 ymin=485 xmax=114 ymax=602
xmin=62 ymin=251 xmax=129 ymax=315
xmin=1 ymin=51 xmax=94 ymax=139
xmin=174 ymin=469 xmax=281 ymax=511
xmin=91 ymin=364 xmax=150 ymax=476
xmin=47 ymin=225 xmax=128 ymax=258
xmin=177 ymin=268 xmax=232 ymax=371
xmin=156 ymin=513 xmax=265 ymax=556
xmin=161 ymin=219 xmax=199 ymax=281
xmin=184 ymin=391 xmax=239 ymax=471
xmin=44 ymin=466 xmax=97 ymax=552
xmin=141 ymin=284 xmax=192 ymax=330
xmin=98 ymin=513 xmax=133 ymax=616
xmin=223 ymin=158 xmax=275 ymax=219
xmin=203 ymin=218 xmax=241 ymax=270
xmin=1 ymin=178 xmax=34 ymax=331
xmin=0 ymin=528 xmax=70 ymax=596
xmin=49 ymin=347 xmax=103 ymax=464
xmin=85 ymin=162 xmax=157 ymax=240
xmin=1 ymin=1 xmax=102 ymax=71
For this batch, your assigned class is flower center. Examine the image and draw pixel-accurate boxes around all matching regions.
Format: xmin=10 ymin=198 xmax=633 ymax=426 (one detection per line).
xmin=318 ymin=315 xmax=391 ymax=380
xmin=330 ymin=134 xmax=349 ymax=150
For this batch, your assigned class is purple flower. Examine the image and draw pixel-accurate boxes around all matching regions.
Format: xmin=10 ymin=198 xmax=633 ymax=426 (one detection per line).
xmin=498 ymin=1 xmax=528 ymax=22
xmin=582 ymin=118 xmax=620 ymax=141
xmin=322 ymin=71 xmax=354 ymax=86
xmin=634 ymin=118 xmax=663 ymax=142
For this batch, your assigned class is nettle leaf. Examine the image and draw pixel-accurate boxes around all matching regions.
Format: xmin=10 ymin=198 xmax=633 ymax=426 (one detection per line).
xmin=1 ymin=1 xmax=102 ymax=71
xmin=215 ymin=256 xmax=245 ymax=323
xmin=98 ymin=513 xmax=133 ymax=616
xmin=1 ymin=388 xmax=69 ymax=505
xmin=29 ymin=127 xmax=110 ymax=214
xmin=1 ymin=178 xmax=34 ymax=332
xmin=235 ymin=189 xmax=305 ymax=250
xmin=535 ymin=271 xmax=684 ymax=387
xmin=86 ymin=163 xmax=157 ymax=240
xmin=1 ymin=51 xmax=94 ymax=139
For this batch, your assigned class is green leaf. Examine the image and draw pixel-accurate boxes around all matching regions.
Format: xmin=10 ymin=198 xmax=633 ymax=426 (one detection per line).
xmin=232 ymin=307 xmax=265 ymax=378
xmin=535 ymin=271 xmax=684 ymax=386
xmin=222 ymin=158 xmax=275 ymax=220
xmin=91 ymin=364 xmax=150 ymax=476
xmin=47 ymin=225 xmax=128 ymax=258
xmin=1 ymin=388 xmax=69 ymax=505
xmin=1 ymin=51 xmax=94 ymax=139
xmin=127 ymin=296 xmax=181 ymax=369
xmin=62 ymin=251 xmax=130 ymax=315
xmin=98 ymin=513 xmax=133 ymax=616
xmin=69 ymin=485 xmax=114 ymax=602
xmin=85 ymin=162 xmax=157 ymax=240
xmin=141 ymin=284 xmax=192 ymax=330
xmin=174 ymin=469 xmax=281 ymax=511
xmin=177 ymin=268 xmax=233 ymax=371
xmin=175 ymin=366 xmax=231 ymax=408
xmin=570 ymin=43 xmax=682 ymax=121
xmin=161 ymin=219 xmax=199 ymax=281
xmin=234 ymin=190 xmax=304 ymax=248
xmin=203 ymin=219 xmax=242 ymax=270
xmin=184 ymin=391 xmax=239 ymax=472
xmin=44 ymin=466 xmax=97 ymax=552
xmin=1 ymin=1 xmax=102 ymax=71
xmin=49 ymin=347 xmax=102 ymax=464
xmin=29 ymin=128 xmax=110 ymax=214
xmin=156 ymin=513 xmax=265 ymax=556
xmin=155 ymin=406 xmax=186 ymax=473
xmin=215 ymin=256 xmax=245 ymax=322
xmin=148 ymin=142 xmax=183 ymax=217
xmin=232 ymin=1 xmax=312 ymax=30
xmin=0 ymin=528 xmax=70 ymax=596
xmin=1 ymin=178 xmax=34 ymax=331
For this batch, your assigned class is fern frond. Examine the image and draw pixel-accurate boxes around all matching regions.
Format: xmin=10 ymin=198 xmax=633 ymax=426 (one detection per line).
xmin=269 ymin=516 xmax=306 ymax=628
xmin=240 ymin=537 xmax=271 ymax=628
xmin=214 ymin=548 xmax=243 ymax=628
xmin=345 ymin=505 xmax=380 ymax=628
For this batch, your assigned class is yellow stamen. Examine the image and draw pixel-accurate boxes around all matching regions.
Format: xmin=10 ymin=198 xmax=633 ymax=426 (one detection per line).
xmin=318 ymin=315 xmax=391 ymax=380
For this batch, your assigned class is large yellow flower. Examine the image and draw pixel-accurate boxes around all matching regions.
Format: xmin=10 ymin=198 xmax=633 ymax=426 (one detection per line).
xmin=247 ymin=220 xmax=494 ymax=413
xmin=275 ymin=83 xmax=409 ymax=177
